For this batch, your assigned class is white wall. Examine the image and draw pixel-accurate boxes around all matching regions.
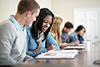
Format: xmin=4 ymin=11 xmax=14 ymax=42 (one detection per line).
xmin=36 ymin=0 xmax=52 ymax=10
xmin=0 ymin=0 xmax=100 ymax=24
xmin=52 ymin=0 xmax=100 ymax=27
xmin=0 ymin=0 xmax=19 ymax=22
xmin=0 ymin=0 xmax=52 ymax=22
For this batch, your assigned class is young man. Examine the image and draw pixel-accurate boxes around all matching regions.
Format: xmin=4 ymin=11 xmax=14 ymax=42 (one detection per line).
xmin=61 ymin=22 xmax=73 ymax=43
xmin=0 ymin=0 xmax=40 ymax=65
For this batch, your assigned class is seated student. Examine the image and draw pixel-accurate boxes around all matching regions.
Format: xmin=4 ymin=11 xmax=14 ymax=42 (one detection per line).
xmin=70 ymin=25 xmax=86 ymax=44
xmin=50 ymin=17 xmax=76 ymax=47
xmin=26 ymin=8 xmax=60 ymax=57
xmin=0 ymin=0 xmax=40 ymax=65
xmin=61 ymin=22 xmax=76 ymax=46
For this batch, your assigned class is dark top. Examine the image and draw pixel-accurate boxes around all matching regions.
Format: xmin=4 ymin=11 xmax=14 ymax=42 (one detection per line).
xmin=61 ymin=30 xmax=70 ymax=43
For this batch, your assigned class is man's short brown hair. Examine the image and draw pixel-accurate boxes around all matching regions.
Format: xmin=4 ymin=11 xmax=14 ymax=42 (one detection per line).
xmin=17 ymin=0 xmax=40 ymax=14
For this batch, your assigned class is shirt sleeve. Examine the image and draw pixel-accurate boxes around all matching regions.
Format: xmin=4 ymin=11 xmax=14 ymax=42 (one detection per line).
xmin=24 ymin=55 xmax=33 ymax=62
xmin=46 ymin=32 xmax=60 ymax=50
xmin=0 ymin=26 xmax=17 ymax=65
xmin=70 ymin=34 xmax=78 ymax=43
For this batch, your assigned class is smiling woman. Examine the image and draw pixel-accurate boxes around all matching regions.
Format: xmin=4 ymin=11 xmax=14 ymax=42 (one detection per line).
xmin=26 ymin=8 xmax=60 ymax=57
xmin=41 ymin=15 xmax=52 ymax=32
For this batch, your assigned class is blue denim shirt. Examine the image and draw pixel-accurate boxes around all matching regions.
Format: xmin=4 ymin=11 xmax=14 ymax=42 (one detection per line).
xmin=70 ymin=32 xmax=84 ymax=44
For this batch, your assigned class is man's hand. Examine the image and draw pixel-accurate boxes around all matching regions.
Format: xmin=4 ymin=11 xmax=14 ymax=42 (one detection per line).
xmin=24 ymin=57 xmax=33 ymax=63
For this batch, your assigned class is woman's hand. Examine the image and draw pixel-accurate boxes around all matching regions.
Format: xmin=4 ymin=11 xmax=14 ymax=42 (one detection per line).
xmin=34 ymin=48 xmax=42 ymax=53
xmin=47 ymin=44 xmax=56 ymax=51
xmin=75 ymin=40 xmax=79 ymax=44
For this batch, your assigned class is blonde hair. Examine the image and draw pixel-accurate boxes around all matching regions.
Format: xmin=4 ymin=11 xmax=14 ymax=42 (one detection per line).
xmin=50 ymin=17 xmax=63 ymax=46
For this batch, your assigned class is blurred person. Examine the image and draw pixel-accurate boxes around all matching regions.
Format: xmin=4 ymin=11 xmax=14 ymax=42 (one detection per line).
xmin=70 ymin=25 xmax=86 ymax=44
xmin=50 ymin=17 xmax=77 ymax=47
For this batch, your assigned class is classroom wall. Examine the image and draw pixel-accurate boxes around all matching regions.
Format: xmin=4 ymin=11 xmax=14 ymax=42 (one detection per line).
xmin=52 ymin=0 xmax=100 ymax=27
xmin=0 ymin=0 xmax=19 ymax=22
xmin=0 ymin=0 xmax=100 ymax=25
xmin=0 ymin=0 xmax=52 ymax=22
xmin=36 ymin=0 xmax=52 ymax=10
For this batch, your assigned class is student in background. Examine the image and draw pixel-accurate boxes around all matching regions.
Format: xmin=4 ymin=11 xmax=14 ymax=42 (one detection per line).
xmin=0 ymin=0 xmax=40 ymax=65
xmin=50 ymin=17 xmax=62 ymax=46
xmin=26 ymin=8 xmax=60 ymax=57
xmin=50 ymin=17 xmax=77 ymax=47
xmin=61 ymin=22 xmax=77 ymax=46
xmin=70 ymin=25 xmax=86 ymax=44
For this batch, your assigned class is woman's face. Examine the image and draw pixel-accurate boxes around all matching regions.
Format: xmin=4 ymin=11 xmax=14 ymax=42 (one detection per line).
xmin=78 ymin=28 xmax=85 ymax=36
xmin=42 ymin=15 xmax=52 ymax=32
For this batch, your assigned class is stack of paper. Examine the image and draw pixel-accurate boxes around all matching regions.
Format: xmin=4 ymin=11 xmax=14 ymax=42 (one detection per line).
xmin=64 ymin=44 xmax=85 ymax=50
xmin=35 ymin=50 xmax=78 ymax=59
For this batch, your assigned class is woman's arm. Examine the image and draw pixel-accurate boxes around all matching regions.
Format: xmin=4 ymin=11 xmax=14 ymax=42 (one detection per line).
xmin=70 ymin=33 xmax=78 ymax=42
xmin=26 ymin=28 xmax=48 ymax=57
xmin=46 ymin=32 xmax=60 ymax=50
xmin=26 ymin=36 xmax=47 ymax=57
xmin=70 ymin=33 xmax=80 ymax=44
xmin=26 ymin=31 xmax=47 ymax=57
xmin=26 ymin=47 xmax=47 ymax=57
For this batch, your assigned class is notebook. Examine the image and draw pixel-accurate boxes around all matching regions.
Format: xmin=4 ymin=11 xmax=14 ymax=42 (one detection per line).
xmin=64 ymin=44 xmax=85 ymax=50
xmin=35 ymin=50 xmax=78 ymax=59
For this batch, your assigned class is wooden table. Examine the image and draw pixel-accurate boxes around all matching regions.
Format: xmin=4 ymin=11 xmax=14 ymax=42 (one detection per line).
xmin=0 ymin=43 xmax=100 ymax=67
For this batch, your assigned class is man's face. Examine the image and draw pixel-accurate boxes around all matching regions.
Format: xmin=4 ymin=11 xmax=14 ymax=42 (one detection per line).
xmin=65 ymin=27 xmax=72 ymax=33
xmin=25 ymin=9 xmax=40 ymax=27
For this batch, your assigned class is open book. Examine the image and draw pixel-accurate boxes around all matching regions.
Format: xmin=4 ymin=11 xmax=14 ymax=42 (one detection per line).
xmin=35 ymin=50 xmax=78 ymax=59
xmin=64 ymin=44 xmax=85 ymax=50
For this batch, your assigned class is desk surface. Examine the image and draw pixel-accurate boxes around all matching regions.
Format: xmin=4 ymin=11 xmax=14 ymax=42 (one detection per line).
xmin=0 ymin=43 xmax=100 ymax=67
